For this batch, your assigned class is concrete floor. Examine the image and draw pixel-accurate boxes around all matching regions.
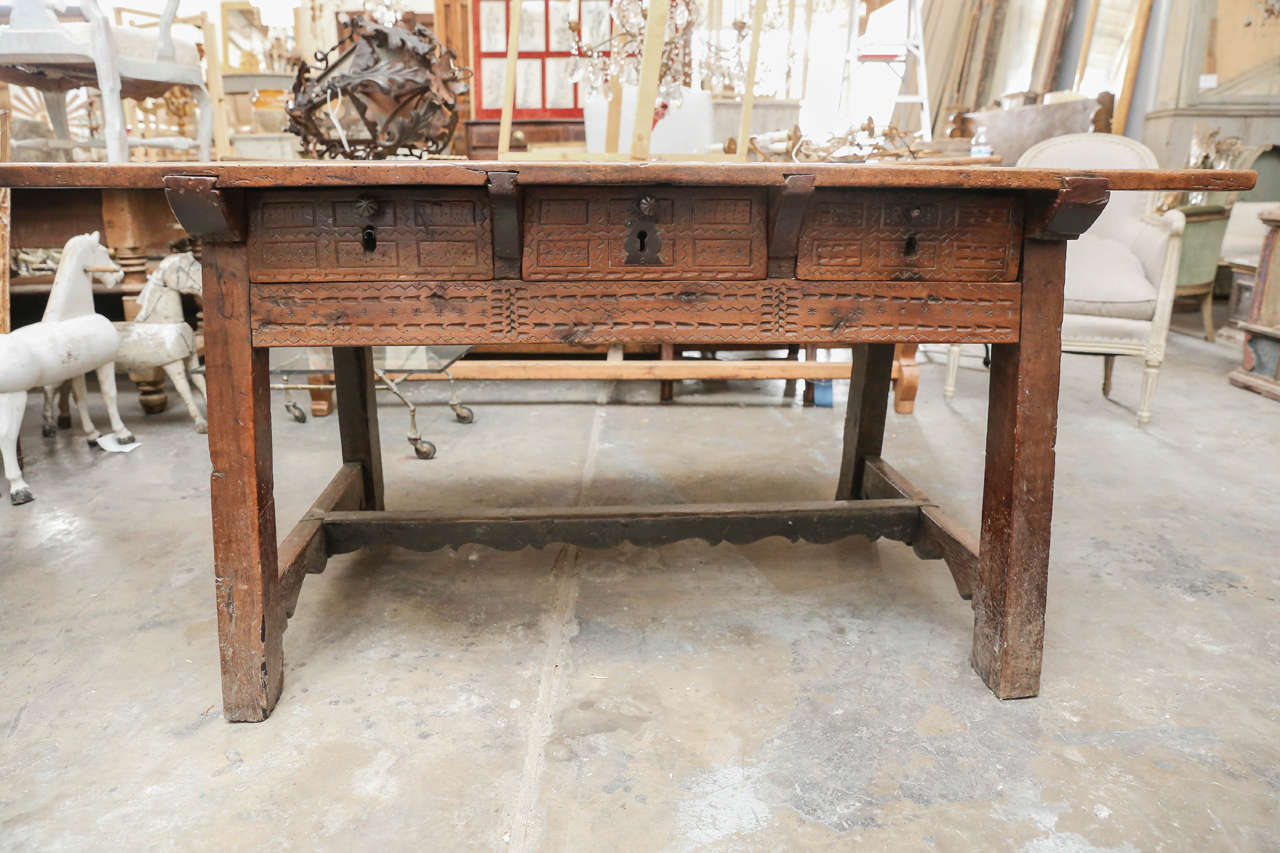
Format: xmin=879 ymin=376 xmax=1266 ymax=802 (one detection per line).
xmin=2 ymin=332 xmax=1277 ymax=851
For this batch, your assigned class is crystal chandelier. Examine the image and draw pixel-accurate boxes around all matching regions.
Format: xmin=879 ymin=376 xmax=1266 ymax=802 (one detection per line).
xmin=568 ymin=0 xmax=701 ymax=108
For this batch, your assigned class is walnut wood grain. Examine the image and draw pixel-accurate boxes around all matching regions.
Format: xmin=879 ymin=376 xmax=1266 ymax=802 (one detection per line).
xmin=835 ymin=344 xmax=895 ymax=501
xmin=247 ymin=188 xmax=494 ymax=281
xmin=797 ymin=190 xmax=1023 ymax=281
xmin=323 ymin=500 xmax=926 ymax=555
xmin=202 ymin=241 xmax=283 ymax=722
xmin=333 ymin=347 xmax=385 ymax=512
xmin=278 ymin=463 xmax=365 ymax=620
xmin=248 ymin=279 xmax=1022 ymax=347
xmin=971 ymin=237 xmax=1066 ymax=699
xmin=0 ymin=162 xmax=1256 ymax=192
xmin=522 ymin=187 xmax=768 ymax=281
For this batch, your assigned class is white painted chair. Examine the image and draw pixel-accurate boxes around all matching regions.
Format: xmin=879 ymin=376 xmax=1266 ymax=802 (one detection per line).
xmin=0 ymin=0 xmax=213 ymax=162
xmin=944 ymin=133 xmax=1185 ymax=425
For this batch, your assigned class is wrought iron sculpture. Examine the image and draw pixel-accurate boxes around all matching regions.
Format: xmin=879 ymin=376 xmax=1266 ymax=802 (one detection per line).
xmin=287 ymin=17 xmax=470 ymax=159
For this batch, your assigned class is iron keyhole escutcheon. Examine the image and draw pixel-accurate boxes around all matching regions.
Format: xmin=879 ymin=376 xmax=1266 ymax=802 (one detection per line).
xmin=624 ymin=194 xmax=662 ymax=265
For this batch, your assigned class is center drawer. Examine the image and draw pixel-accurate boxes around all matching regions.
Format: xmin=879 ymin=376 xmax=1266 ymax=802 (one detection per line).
xmin=522 ymin=186 xmax=768 ymax=280
xmin=248 ymin=188 xmax=493 ymax=281
xmin=796 ymin=189 xmax=1023 ymax=282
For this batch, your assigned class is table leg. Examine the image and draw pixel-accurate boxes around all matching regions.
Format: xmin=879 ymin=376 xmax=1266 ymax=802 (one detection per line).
xmin=835 ymin=343 xmax=895 ymax=500
xmin=972 ymin=239 xmax=1066 ymax=699
xmin=202 ymin=242 xmax=284 ymax=721
xmin=333 ymin=346 xmax=384 ymax=511
xmin=891 ymin=343 xmax=919 ymax=414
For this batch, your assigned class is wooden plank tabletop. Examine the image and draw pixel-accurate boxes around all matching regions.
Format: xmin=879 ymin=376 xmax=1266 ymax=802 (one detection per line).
xmin=0 ymin=161 xmax=1256 ymax=193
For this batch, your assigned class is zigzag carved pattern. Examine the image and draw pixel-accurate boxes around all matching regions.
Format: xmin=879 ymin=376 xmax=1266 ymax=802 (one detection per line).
xmin=249 ymin=280 xmax=1021 ymax=347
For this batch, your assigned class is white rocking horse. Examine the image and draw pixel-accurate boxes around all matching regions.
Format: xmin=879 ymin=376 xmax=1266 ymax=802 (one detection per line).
xmin=0 ymin=232 xmax=135 ymax=505
xmin=109 ymin=251 xmax=207 ymax=433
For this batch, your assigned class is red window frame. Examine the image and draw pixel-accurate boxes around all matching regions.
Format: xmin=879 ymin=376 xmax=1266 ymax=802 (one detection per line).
xmin=471 ymin=0 xmax=586 ymax=120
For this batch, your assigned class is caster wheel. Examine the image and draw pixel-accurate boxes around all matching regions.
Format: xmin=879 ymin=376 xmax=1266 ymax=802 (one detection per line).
xmin=452 ymin=405 xmax=475 ymax=424
xmin=285 ymin=401 xmax=307 ymax=423
xmin=410 ymin=438 xmax=436 ymax=460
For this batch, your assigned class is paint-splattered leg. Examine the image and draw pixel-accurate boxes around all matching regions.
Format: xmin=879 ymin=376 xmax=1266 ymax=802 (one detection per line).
xmin=95 ymin=362 xmax=135 ymax=444
xmin=41 ymin=385 xmax=57 ymax=437
xmin=163 ymin=360 xmax=207 ymax=433
xmin=1 ymin=390 xmax=33 ymax=505
xmin=69 ymin=375 xmax=101 ymax=445
xmin=187 ymin=354 xmax=207 ymax=400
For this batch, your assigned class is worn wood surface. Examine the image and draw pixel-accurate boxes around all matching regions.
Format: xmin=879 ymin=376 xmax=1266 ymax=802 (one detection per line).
xmin=248 ymin=188 xmax=493 ymax=281
xmin=797 ymin=190 xmax=1023 ymax=282
xmin=370 ymin=359 xmax=856 ymax=381
xmin=861 ymin=457 xmax=978 ymax=600
xmin=0 ymin=162 xmax=1256 ymax=192
xmin=248 ymin=280 xmax=1023 ymax=347
xmin=278 ymin=463 xmax=365 ymax=620
xmin=522 ymin=187 xmax=769 ymax=281
xmin=323 ymin=499 xmax=925 ymax=555
xmin=835 ymin=343 xmax=896 ymax=501
xmin=202 ymin=241 xmax=283 ymax=722
xmin=971 ymin=238 xmax=1066 ymax=699
xmin=333 ymin=347 xmax=385 ymax=512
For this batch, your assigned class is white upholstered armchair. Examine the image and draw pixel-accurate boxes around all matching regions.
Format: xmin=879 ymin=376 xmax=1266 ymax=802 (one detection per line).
xmin=0 ymin=0 xmax=214 ymax=162
xmin=945 ymin=133 xmax=1185 ymax=425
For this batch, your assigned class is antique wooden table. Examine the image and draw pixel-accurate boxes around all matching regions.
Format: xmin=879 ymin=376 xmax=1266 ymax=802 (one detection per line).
xmin=1 ymin=162 xmax=1254 ymax=721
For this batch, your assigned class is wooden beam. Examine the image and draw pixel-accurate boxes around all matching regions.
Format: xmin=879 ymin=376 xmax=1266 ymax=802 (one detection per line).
xmin=1112 ymin=0 xmax=1153 ymax=136
xmin=734 ymin=0 xmax=765 ymax=162
xmin=278 ymin=463 xmax=365 ymax=619
xmin=389 ymin=359 xmax=855 ymax=382
xmin=323 ymin=499 xmax=925 ymax=556
xmin=629 ymin=0 xmax=670 ymax=160
xmin=497 ymin=0 xmax=523 ymax=157
xmin=860 ymin=457 xmax=978 ymax=600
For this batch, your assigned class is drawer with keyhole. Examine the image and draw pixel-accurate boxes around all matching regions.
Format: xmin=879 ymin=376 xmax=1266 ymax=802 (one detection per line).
xmin=796 ymin=190 xmax=1023 ymax=282
xmin=521 ymin=186 xmax=768 ymax=281
xmin=247 ymin=188 xmax=494 ymax=282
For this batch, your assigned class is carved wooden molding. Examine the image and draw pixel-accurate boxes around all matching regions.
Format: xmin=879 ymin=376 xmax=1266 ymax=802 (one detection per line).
xmin=249 ymin=279 xmax=1022 ymax=347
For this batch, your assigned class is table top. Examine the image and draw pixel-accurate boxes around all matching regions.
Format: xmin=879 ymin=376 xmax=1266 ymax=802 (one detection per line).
xmin=0 ymin=161 xmax=1257 ymax=193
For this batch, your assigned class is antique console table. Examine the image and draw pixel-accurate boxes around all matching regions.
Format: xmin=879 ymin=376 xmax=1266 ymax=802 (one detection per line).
xmin=0 ymin=161 xmax=1253 ymax=721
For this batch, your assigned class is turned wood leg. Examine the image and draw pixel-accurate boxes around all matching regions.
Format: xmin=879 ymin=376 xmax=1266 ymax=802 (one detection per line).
xmin=309 ymin=372 xmax=335 ymax=416
xmin=122 ymin=291 xmax=169 ymax=415
xmin=835 ymin=343 xmax=895 ymax=500
xmin=659 ymin=342 xmax=675 ymax=403
xmin=891 ymin=343 xmax=919 ymax=414
xmin=803 ymin=344 xmax=818 ymax=406
xmin=972 ymin=239 xmax=1065 ymax=699
xmin=333 ymin=347 xmax=384 ymax=511
xmin=782 ymin=344 xmax=799 ymax=399
xmin=202 ymin=242 xmax=284 ymax=722
xmin=1201 ymin=290 xmax=1215 ymax=343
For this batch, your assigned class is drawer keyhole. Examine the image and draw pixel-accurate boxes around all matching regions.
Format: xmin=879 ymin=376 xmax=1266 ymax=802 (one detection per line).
xmin=637 ymin=230 xmax=648 ymax=252
xmin=362 ymin=226 xmax=377 ymax=253
xmin=903 ymin=234 xmax=919 ymax=258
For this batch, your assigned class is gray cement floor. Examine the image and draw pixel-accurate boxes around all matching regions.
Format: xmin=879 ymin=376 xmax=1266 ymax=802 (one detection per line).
xmin=2 ymin=333 xmax=1277 ymax=851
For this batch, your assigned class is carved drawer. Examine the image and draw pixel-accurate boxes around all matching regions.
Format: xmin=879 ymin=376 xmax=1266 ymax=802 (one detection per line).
xmin=248 ymin=188 xmax=493 ymax=282
xmin=796 ymin=190 xmax=1023 ymax=282
xmin=522 ymin=186 xmax=768 ymax=280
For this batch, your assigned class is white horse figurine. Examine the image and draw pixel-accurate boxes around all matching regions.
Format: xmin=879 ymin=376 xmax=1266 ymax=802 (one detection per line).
xmin=109 ymin=251 xmax=207 ymax=433
xmin=0 ymin=232 xmax=135 ymax=506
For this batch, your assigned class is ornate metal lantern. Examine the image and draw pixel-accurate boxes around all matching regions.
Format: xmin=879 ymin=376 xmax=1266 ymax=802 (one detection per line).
xmin=287 ymin=17 xmax=470 ymax=159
